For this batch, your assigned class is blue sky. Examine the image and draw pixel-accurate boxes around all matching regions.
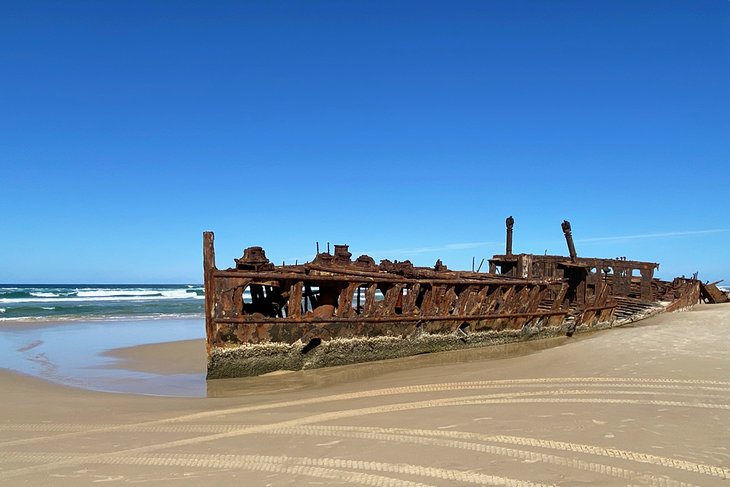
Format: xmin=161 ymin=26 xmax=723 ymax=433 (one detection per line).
xmin=1 ymin=0 xmax=728 ymax=284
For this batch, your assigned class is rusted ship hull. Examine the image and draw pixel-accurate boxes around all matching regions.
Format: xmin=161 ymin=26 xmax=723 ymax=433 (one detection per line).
xmin=203 ymin=219 xmax=704 ymax=379
xmin=204 ymin=237 xmax=575 ymax=378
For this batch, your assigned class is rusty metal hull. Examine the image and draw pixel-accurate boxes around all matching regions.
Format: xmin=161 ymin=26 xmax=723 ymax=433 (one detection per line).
xmin=202 ymin=219 xmax=708 ymax=379
xmin=203 ymin=233 xmax=612 ymax=379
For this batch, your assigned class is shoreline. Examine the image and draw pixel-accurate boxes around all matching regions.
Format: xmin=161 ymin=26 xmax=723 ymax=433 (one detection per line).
xmin=0 ymin=306 xmax=697 ymax=398
xmin=0 ymin=304 xmax=725 ymax=399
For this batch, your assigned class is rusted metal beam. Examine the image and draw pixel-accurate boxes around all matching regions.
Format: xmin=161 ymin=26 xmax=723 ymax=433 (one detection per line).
xmin=202 ymin=231 xmax=216 ymax=353
xmin=212 ymin=269 xmax=559 ymax=287
xmin=214 ymin=310 xmax=568 ymax=325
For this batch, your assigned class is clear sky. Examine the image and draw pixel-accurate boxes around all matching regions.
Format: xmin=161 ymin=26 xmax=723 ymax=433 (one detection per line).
xmin=1 ymin=1 xmax=729 ymax=284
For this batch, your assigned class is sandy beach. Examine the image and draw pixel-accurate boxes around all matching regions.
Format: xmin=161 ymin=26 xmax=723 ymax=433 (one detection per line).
xmin=1 ymin=304 xmax=729 ymax=485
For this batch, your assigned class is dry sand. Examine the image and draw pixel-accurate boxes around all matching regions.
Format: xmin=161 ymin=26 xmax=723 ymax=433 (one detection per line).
xmin=1 ymin=304 xmax=729 ymax=485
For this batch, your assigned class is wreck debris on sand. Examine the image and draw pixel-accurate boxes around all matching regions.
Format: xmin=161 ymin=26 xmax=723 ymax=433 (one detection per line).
xmin=203 ymin=218 xmax=711 ymax=379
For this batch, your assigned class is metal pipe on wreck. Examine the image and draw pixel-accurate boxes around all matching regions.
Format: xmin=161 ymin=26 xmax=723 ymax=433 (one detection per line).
xmin=505 ymin=215 xmax=514 ymax=256
xmin=561 ymin=219 xmax=577 ymax=262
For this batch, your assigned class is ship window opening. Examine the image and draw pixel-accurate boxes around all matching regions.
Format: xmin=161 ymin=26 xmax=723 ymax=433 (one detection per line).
xmin=415 ymin=286 xmax=428 ymax=309
xmin=267 ymin=285 xmax=288 ymax=318
xmin=303 ymin=285 xmax=320 ymax=312
xmin=394 ymin=287 xmax=406 ymax=315
xmin=304 ymin=283 xmax=342 ymax=318
xmin=241 ymin=284 xmax=288 ymax=318
xmin=353 ymin=285 xmax=366 ymax=314
xmin=317 ymin=284 xmax=340 ymax=307
xmin=241 ymin=284 xmax=262 ymax=315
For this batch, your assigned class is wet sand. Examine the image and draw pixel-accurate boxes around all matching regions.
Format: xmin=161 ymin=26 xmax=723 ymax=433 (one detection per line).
xmin=103 ymin=339 xmax=206 ymax=375
xmin=1 ymin=304 xmax=729 ymax=485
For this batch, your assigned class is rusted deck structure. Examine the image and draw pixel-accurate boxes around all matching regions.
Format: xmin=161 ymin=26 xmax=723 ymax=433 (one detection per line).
xmin=203 ymin=219 xmax=706 ymax=379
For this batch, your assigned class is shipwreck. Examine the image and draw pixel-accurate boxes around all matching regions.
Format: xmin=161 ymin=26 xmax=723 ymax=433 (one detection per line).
xmin=203 ymin=218 xmax=727 ymax=379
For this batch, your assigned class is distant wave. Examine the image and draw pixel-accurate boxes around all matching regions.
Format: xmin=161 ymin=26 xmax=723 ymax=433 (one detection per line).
xmin=76 ymin=289 xmax=162 ymax=297
xmin=30 ymin=292 xmax=62 ymax=298
xmin=75 ymin=289 xmax=199 ymax=299
xmin=0 ymin=293 xmax=203 ymax=304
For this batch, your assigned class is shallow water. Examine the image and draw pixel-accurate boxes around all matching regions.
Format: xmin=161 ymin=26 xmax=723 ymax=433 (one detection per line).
xmin=0 ymin=318 xmax=206 ymax=397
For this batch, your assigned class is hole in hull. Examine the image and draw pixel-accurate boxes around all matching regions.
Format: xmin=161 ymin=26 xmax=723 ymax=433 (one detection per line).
xmin=301 ymin=337 xmax=322 ymax=354
xmin=458 ymin=322 xmax=470 ymax=337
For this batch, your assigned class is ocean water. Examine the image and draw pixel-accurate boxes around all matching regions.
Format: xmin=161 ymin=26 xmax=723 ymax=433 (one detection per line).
xmin=0 ymin=284 xmax=204 ymax=322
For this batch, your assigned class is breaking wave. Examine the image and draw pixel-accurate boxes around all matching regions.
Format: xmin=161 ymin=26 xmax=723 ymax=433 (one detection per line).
xmin=0 ymin=285 xmax=204 ymax=322
xmin=30 ymin=292 xmax=61 ymax=298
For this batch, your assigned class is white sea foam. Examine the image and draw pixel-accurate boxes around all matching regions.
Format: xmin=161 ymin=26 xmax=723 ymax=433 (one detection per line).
xmin=41 ymin=307 xmax=56 ymax=310
xmin=75 ymin=289 xmax=163 ymax=298
xmin=30 ymin=292 xmax=61 ymax=298
xmin=73 ymin=289 xmax=203 ymax=299
xmin=0 ymin=308 xmax=5 ymax=313
xmin=161 ymin=290 xmax=201 ymax=298
xmin=0 ymin=292 xmax=202 ymax=304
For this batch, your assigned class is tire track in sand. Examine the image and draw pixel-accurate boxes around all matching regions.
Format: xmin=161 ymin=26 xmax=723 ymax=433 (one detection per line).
xmin=1 ymin=390 xmax=728 ymax=481
xmin=1 ymin=377 xmax=728 ymax=448
xmin=264 ymin=425 xmax=730 ymax=482
xmin=0 ymin=452 xmax=552 ymax=487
